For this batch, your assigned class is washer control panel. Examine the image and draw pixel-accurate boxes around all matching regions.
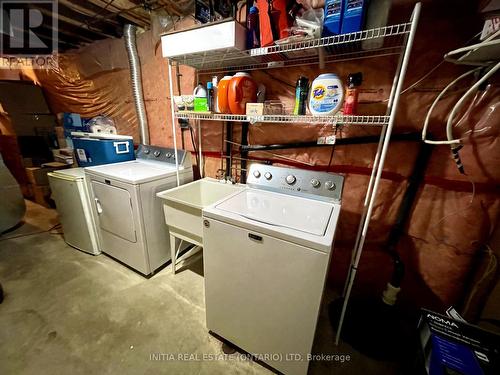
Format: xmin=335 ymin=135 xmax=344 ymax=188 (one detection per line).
xmin=136 ymin=144 xmax=190 ymax=166
xmin=247 ymin=163 xmax=344 ymax=202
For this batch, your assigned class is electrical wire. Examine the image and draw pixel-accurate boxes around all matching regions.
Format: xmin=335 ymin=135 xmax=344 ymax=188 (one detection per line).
xmin=189 ymin=124 xmax=200 ymax=169
xmin=462 ymin=244 xmax=498 ymax=317
xmin=77 ymin=0 xmax=116 ymax=29
xmin=421 ymin=67 xmax=482 ymax=145
xmin=430 ymin=175 xmax=476 ymax=244
xmin=397 ymin=60 xmax=446 ymax=98
xmin=326 ymin=126 xmax=339 ymax=172
xmin=385 ymin=31 xmax=483 ymax=102
xmin=444 ymin=29 xmax=500 ymax=65
xmin=0 ymin=223 xmax=62 ymax=241
xmin=446 ymin=62 xmax=500 ymax=144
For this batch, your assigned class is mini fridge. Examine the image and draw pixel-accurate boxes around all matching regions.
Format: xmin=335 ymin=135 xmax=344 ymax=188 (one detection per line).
xmin=48 ymin=168 xmax=100 ymax=255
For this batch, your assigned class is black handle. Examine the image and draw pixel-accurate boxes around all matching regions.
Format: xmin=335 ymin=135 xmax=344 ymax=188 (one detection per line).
xmin=248 ymin=233 xmax=262 ymax=242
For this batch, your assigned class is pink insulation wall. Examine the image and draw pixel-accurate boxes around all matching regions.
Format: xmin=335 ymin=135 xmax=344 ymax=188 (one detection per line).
xmin=7 ymin=0 xmax=498 ymax=316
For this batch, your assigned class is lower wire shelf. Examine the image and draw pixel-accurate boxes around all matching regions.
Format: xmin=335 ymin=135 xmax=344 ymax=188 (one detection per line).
xmin=175 ymin=112 xmax=389 ymax=126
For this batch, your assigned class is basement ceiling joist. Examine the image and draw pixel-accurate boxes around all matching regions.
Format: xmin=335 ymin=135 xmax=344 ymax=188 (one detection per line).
xmin=12 ymin=0 xmax=195 ymax=52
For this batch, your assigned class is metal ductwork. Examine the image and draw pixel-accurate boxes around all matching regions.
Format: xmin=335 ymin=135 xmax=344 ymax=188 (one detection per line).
xmin=124 ymin=24 xmax=149 ymax=145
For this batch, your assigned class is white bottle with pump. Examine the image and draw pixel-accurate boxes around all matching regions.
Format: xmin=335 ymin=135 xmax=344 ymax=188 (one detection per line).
xmin=212 ymin=76 xmax=219 ymax=113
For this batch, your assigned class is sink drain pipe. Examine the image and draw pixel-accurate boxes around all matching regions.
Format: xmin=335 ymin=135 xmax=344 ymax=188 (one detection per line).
xmin=124 ymin=24 xmax=149 ymax=145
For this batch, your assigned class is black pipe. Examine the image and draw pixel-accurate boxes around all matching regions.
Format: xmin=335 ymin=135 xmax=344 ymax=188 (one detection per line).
xmin=386 ymin=141 xmax=434 ymax=287
xmin=225 ymin=121 xmax=232 ymax=179
xmin=240 ymin=132 xmax=421 ymax=153
xmin=240 ymin=122 xmax=249 ymax=183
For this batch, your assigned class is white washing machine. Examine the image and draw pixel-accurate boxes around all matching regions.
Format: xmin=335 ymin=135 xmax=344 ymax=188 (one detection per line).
xmin=48 ymin=168 xmax=100 ymax=255
xmin=85 ymin=145 xmax=193 ymax=275
xmin=202 ymin=163 xmax=344 ymax=375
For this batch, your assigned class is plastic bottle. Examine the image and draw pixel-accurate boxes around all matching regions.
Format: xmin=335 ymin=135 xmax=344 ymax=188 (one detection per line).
xmin=362 ymin=0 xmax=391 ymax=50
xmin=247 ymin=6 xmax=260 ymax=49
xmin=293 ymin=76 xmax=309 ymax=115
xmin=322 ymin=0 xmax=344 ymax=37
xmin=211 ymin=76 xmax=219 ymax=112
xmin=207 ymin=81 xmax=215 ymax=112
xmin=193 ymin=83 xmax=208 ymax=112
xmin=343 ymin=72 xmax=363 ymax=115
xmin=228 ymin=72 xmax=257 ymax=115
xmin=217 ymin=76 xmax=233 ymax=114
xmin=309 ymin=74 xmax=344 ymax=116
xmin=341 ymin=0 xmax=368 ymax=34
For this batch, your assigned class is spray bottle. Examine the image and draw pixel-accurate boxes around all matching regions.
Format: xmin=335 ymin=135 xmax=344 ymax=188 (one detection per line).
xmin=343 ymin=72 xmax=363 ymax=115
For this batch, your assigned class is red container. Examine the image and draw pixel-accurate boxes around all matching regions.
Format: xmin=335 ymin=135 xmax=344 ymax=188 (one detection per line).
xmin=256 ymin=0 xmax=291 ymax=47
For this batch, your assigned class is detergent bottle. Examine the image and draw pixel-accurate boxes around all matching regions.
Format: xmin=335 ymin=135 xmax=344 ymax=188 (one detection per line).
xmin=228 ymin=73 xmax=257 ymax=115
xmin=309 ymin=74 xmax=344 ymax=116
xmin=193 ymin=83 xmax=208 ymax=112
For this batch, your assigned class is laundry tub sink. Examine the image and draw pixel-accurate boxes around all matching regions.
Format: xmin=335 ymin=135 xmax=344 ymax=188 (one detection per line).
xmin=157 ymin=178 xmax=243 ymax=273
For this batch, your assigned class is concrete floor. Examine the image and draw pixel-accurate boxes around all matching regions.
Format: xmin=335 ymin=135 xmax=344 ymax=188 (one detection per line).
xmin=0 ymin=201 xmax=399 ymax=374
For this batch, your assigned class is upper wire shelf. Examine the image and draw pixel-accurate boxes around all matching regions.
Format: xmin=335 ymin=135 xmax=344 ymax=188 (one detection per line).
xmin=169 ymin=22 xmax=412 ymax=73
xmin=175 ymin=112 xmax=389 ymax=126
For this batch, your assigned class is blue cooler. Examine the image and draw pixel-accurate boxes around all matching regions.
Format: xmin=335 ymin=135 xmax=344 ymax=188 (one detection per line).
xmin=71 ymin=132 xmax=135 ymax=167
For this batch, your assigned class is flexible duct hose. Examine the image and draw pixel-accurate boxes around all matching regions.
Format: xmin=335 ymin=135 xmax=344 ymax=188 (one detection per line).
xmin=124 ymin=24 xmax=149 ymax=145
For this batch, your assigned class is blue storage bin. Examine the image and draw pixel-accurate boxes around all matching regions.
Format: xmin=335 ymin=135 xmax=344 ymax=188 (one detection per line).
xmin=71 ymin=132 xmax=135 ymax=167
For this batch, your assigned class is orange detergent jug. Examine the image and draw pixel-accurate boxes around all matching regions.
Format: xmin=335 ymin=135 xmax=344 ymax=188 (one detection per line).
xmin=217 ymin=76 xmax=232 ymax=114
xmin=228 ymin=72 xmax=257 ymax=115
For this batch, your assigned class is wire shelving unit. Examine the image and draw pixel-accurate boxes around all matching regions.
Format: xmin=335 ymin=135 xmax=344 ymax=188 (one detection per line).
xmin=175 ymin=112 xmax=390 ymax=126
xmin=164 ymin=2 xmax=422 ymax=346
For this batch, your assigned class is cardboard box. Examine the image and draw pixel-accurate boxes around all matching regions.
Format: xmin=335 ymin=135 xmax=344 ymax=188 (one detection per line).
xmin=52 ymin=148 xmax=75 ymax=165
xmin=21 ymin=184 xmax=34 ymax=199
xmin=26 ymin=167 xmax=50 ymax=185
xmin=9 ymin=113 xmax=56 ymax=136
xmin=57 ymin=137 xmax=67 ymax=149
xmin=22 ymin=157 xmax=34 ymax=167
xmin=31 ymin=184 xmax=52 ymax=208
xmin=246 ymin=102 xmax=284 ymax=116
xmin=25 ymin=163 xmax=69 ymax=185
xmin=418 ymin=309 xmax=500 ymax=375
xmin=54 ymin=126 xmax=64 ymax=139
xmin=41 ymin=161 xmax=70 ymax=169
xmin=0 ymin=82 xmax=50 ymax=114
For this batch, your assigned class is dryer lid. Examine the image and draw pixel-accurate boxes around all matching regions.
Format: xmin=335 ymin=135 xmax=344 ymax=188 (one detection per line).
xmin=85 ymin=160 xmax=179 ymax=184
xmin=215 ymin=189 xmax=333 ymax=236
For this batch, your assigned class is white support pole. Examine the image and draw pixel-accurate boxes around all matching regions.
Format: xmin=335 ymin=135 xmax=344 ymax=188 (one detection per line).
xmin=168 ymin=60 xmax=180 ymax=186
xmin=342 ymin=24 xmax=408 ymax=297
xmin=336 ymin=2 xmax=422 ymax=345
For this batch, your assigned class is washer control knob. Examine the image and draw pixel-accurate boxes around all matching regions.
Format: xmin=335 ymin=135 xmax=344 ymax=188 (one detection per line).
xmin=264 ymin=172 xmax=272 ymax=180
xmin=153 ymin=151 xmax=161 ymax=157
xmin=325 ymin=181 xmax=336 ymax=190
xmin=253 ymin=170 xmax=261 ymax=178
xmin=285 ymin=175 xmax=296 ymax=185
xmin=311 ymin=178 xmax=320 ymax=188
xmin=143 ymin=148 xmax=150 ymax=154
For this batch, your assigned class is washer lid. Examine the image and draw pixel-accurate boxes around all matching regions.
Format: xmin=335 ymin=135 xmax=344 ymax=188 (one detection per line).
xmin=215 ymin=189 xmax=333 ymax=236
xmin=49 ymin=167 xmax=85 ymax=180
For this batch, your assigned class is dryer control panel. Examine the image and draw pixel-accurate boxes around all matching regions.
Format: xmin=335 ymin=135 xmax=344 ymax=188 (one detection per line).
xmin=136 ymin=144 xmax=191 ymax=167
xmin=247 ymin=163 xmax=344 ymax=202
